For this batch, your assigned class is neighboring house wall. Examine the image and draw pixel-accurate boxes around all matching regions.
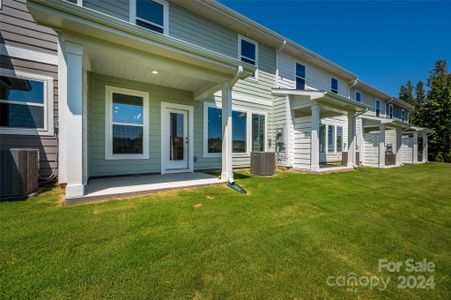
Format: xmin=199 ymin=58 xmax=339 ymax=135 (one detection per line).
xmin=0 ymin=0 xmax=58 ymax=178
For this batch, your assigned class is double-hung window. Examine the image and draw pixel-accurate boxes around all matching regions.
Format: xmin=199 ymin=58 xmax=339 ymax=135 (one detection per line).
xmin=295 ymin=63 xmax=306 ymax=90
xmin=331 ymin=78 xmax=338 ymax=94
xmin=375 ymin=99 xmax=381 ymax=117
xmin=387 ymin=103 xmax=393 ymax=119
xmin=355 ymin=91 xmax=362 ymax=102
xmin=0 ymin=71 xmax=53 ymax=135
xmin=133 ymin=0 xmax=168 ymax=34
xmin=401 ymin=109 xmax=406 ymax=121
xmin=105 ymin=86 xmax=149 ymax=160
xmin=239 ymin=35 xmax=258 ymax=79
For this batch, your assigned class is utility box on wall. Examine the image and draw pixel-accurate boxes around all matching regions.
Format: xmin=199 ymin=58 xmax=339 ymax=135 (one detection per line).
xmin=250 ymin=152 xmax=276 ymax=176
xmin=0 ymin=149 xmax=39 ymax=199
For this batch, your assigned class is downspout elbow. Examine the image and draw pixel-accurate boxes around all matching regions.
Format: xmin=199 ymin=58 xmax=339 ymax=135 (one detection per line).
xmin=230 ymin=65 xmax=243 ymax=86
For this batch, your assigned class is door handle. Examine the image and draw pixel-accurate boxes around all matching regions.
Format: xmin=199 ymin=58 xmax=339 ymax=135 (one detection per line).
xmin=185 ymin=137 xmax=189 ymax=144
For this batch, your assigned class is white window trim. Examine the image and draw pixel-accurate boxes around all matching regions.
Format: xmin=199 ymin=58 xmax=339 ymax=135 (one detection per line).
xmin=129 ymin=0 xmax=169 ymax=35
xmin=375 ymin=99 xmax=381 ymax=116
xmin=104 ymin=86 xmax=149 ymax=160
xmin=203 ymin=101 xmax=268 ymax=158
xmin=294 ymin=62 xmax=306 ymax=90
xmin=336 ymin=125 xmax=344 ymax=153
xmin=401 ymin=108 xmax=406 ymax=121
xmin=331 ymin=77 xmax=338 ymax=93
xmin=238 ymin=34 xmax=259 ymax=81
xmin=388 ymin=103 xmax=394 ymax=119
xmin=0 ymin=68 xmax=54 ymax=136
xmin=355 ymin=90 xmax=362 ymax=103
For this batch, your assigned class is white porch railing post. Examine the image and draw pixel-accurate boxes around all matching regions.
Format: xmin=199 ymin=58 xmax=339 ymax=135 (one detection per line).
xmin=396 ymin=127 xmax=402 ymax=166
xmin=422 ymin=134 xmax=428 ymax=162
xmin=379 ymin=124 xmax=386 ymax=168
xmin=221 ymin=82 xmax=233 ymax=182
xmin=412 ymin=131 xmax=419 ymax=163
xmin=347 ymin=111 xmax=356 ymax=167
xmin=310 ymin=103 xmax=320 ymax=171
xmin=64 ymin=41 xmax=85 ymax=198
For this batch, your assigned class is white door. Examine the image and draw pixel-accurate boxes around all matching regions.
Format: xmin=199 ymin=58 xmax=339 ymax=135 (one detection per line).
xmin=165 ymin=109 xmax=189 ymax=171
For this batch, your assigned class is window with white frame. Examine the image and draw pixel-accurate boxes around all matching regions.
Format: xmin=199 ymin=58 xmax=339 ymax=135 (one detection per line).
xmin=0 ymin=70 xmax=53 ymax=135
xmin=132 ymin=0 xmax=168 ymax=34
xmin=401 ymin=109 xmax=406 ymax=121
xmin=387 ymin=103 xmax=393 ymax=119
xmin=327 ymin=125 xmax=335 ymax=152
xmin=105 ymin=86 xmax=149 ymax=160
xmin=355 ymin=91 xmax=362 ymax=102
xmin=252 ymin=114 xmax=265 ymax=152
xmin=204 ymin=103 xmax=266 ymax=156
xmin=331 ymin=78 xmax=338 ymax=94
xmin=295 ymin=63 xmax=306 ymax=90
xmin=336 ymin=126 xmax=343 ymax=152
xmin=238 ymin=35 xmax=258 ymax=79
xmin=375 ymin=99 xmax=381 ymax=117
xmin=319 ymin=124 xmax=326 ymax=153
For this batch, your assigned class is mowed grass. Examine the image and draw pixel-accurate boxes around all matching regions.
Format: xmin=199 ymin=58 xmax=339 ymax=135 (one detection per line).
xmin=0 ymin=163 xmax=450 ymax=299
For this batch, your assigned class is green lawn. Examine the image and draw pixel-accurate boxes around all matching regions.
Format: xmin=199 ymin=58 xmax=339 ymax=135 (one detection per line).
xmin=1 ymin=163 xmax=450 ymax=299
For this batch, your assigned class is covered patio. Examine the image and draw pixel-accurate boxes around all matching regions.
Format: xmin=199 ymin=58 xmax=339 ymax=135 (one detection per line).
xmin=402 ymin=126 xmax=432 ymax=163
xmin=28 ymin=0 xmax=255 ymax=200
xmin=273 ymin=89 xmax=369 ymax=172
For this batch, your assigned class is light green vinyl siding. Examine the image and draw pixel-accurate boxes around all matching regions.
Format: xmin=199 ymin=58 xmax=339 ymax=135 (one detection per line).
xmin=83 ymin=0 xmax=129 ymax=21
xmin=169 ymin=3 xmax=237 ymax=58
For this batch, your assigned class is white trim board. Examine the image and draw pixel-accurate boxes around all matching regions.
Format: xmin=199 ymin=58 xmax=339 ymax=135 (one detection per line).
xmin=0 ymin=68 xmax=54 ymax=136
xmin=104 ymin=86 xmax=150 ymax=160
xmin=0 ymin=43 xmax=58 ymax=65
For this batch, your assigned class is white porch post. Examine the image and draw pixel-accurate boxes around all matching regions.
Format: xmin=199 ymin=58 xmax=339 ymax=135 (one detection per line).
xmin=310 ymin=103 xmax=320 ymax=171
xmin=379 ymin=124 xmax=386 ymax=168
xmin=412 ymin=131 xmax=419 ymax=163
xmin=64 ymin=41 xmax=85 ymax=198
xmin=221 ymin=81 xmax=233 ymax=182
xmin=347 ymin=112 xmax=356 ymax=167
xmin=422 ymin=134 xmax=428 ymax=162
xmin=395 ymin=127 xmax=402 ymax=166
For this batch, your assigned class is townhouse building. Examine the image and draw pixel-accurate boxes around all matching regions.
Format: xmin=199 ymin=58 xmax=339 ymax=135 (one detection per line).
xmin=0 ymin=0 xmax=430 ymax=200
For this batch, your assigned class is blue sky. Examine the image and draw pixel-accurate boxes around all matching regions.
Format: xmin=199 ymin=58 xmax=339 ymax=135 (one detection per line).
xmin=218 ymin=0 xmax=451 ymax=96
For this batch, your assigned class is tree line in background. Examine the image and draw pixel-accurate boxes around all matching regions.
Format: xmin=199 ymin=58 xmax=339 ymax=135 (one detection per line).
xmin=399 ymin=60 xmax=451 ymax=162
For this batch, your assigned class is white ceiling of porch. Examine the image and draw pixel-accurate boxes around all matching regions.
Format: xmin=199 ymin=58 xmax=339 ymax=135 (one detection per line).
xmin=88 ymin=53 xmax=212 ymax=92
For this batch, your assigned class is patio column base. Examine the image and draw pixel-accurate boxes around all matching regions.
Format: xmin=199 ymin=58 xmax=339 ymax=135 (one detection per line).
xmin=66 ymin=184 xmax=85 ymax=199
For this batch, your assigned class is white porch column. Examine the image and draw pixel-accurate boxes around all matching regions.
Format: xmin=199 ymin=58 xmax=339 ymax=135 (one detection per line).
xmin=422 ymin=134 xmax=428 ymax=162
xmin=64 ymin=41 xmax=85 ymax=198
xmin=347 ymin=112 xmax=357 ymax=167
xmin=310 ymin=103 xmax=320 ymax=171
xmin=395 ymin=127 xmax=402 ymax=166
xmin=221 ymin=82 xmax=233 ymax=182
xmin=412 ymin=131 xmax=419 ymax=163
xmin=379 ymin=124 xmax=386 ymax=168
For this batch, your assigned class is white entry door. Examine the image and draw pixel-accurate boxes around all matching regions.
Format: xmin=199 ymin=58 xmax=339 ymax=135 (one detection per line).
xmin=165 ymin=108 xmax=189 ymax=171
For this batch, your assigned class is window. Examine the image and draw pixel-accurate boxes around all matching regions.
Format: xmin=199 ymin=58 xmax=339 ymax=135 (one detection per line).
xmin=336 ymin=126 xmax=343 ymax=152
xmin=232 ymin=111 xmax=247 ymax=153
xmin=105 ymin=86 xmax=149 ymax=160
xmin=328 ymin=125 xmax=335 ymax=152
xmin=387 ymin=103 xmax=393 ymax=119
xmin=375 ymin=99 xmax=381 ymax=117
xmin=207 ymin=107 xmax=222 ymax=153
xmin=319 ymin=124 xmax=326 ymax=153
xmin=355 ymin=91 xmax=362 ymax=102
xmin=295 ymin=63 xmax=306 ymax=90
xmin=132 ymin=0 xmax=168 ymax=34
xmin=401 ymin=109 xmax=406 ymax=121
xmin=331 ymin=78 xmax=338 ymax=94
xmin=0 ymin=71 xmax=53 ymax=135
xmin=238 ymin=35 xmax=258 ymax=79
xmin=252 ymin=114 xmax=265 ymax=152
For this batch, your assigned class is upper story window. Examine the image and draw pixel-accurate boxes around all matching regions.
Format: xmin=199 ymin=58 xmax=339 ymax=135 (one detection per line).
xmin=238 ymin=35 xmax=258 ymax=79
xmin=387 ymin=103 xmax=394 ymax=119
xmin=355 ymin=91 xmax=362 ymax=102
xmin=295 ymin=63 xmax=306 ymax=90
xmin=0 ymin=70 xmax=54 ymax=136
xmin=131 ymin=0 xmax=169 ymax=34
xmin=375 ymin=99 xmax=381 ymax=117
xmin=331 ymin=78 xmax=338 ymax=94
xmin=401 ymin=109 xmax=406 ymax=121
